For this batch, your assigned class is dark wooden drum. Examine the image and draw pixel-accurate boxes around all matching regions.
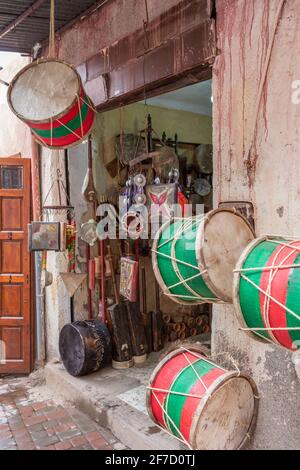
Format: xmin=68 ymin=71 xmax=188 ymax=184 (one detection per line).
xmin=59 ymin=320 xmax=111 ymax=376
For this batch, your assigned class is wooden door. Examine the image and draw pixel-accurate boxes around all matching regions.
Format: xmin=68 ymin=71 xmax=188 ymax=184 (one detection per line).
xmin=0 ymin=158 xmax=31 ymax=374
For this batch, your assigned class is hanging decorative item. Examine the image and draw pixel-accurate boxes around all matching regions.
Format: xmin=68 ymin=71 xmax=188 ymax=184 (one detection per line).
xmin=193 ymin=178 xmax=212 ymax=197
xmin=60 ymin=221 xmax=87 ymax=298
xmin=82 ymin=136 xmax=97 ymax=203
xmin=80 ymin=219 xmax=98 ymax=246
xmin=41 ymin=251 xmax=53 ymax=289
xmin=7 ymin=59 xmax=95 ymax=150
xmin=152 ymin=146 xmax=179 ymax=181
xmin=119 ymin=257 xmax=139 ymax=302
xmin=28 ymin=222 xmax=61 ymax=251
xmin=120 ymin=176 xmax=147 ymax=239
xmin=133 ymin=173 xmax=147 ymax=205
xmin=42 ymin=169 xmax=74 ymax=220
xmin=195 ymin=144 xmax=213 ymax=175
xmin=146 ymin=183 xmax=178 ymax=219
xmin=7 ymin=2 xmax=95 ymax=150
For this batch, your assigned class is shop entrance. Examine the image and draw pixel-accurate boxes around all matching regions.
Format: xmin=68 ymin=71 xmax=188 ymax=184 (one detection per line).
xmin=96 ymin=77 xmax=213 ymax=348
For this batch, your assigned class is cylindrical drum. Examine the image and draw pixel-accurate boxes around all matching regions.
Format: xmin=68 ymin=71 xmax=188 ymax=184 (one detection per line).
xmin=233 ymin=236 xmax=300 ymax=351
xmin=59 ymin=320 xmax=111 ymax=376
xmin=146 ymin=346 xmax=258 ymax=450
xmin=152 ymin=208 xmax=254 ymax=305
xmin=8 ymin=59 xmax=95 ymax=149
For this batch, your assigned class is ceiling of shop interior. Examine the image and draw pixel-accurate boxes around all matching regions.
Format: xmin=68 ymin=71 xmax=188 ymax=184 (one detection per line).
xmin=0 ymin=0 xmax=105 ymax=53
xmin=144 ymin=80 xmax=213 ymax=117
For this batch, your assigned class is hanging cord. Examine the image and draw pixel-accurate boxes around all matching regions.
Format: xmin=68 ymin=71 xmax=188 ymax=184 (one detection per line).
xmin=142 ymin=0 xmax=150 ymax=110
xmin=49 ymin=0 xmax=56 ymax=57
xmin=246 ymin=0 xmax=286 ymax=173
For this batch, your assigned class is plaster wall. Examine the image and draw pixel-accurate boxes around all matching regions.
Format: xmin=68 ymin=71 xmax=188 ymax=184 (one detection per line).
xmin=0 ymin=56 xmax=31 ymax=156
xmin=55 ymin=0 xmax=182 ymax=66
xmin=40 ymin=149 xmax=71 ymax=360
xmin=212 ymin=0 xmax=300 ymax=449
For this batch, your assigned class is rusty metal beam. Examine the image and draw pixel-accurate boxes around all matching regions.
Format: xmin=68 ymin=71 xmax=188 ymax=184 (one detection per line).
xmin=0 ymin=0 xmax=48 ymax=41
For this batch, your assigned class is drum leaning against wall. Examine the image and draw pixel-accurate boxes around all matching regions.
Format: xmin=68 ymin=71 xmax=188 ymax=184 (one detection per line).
xmin=146 ymin=345 xmax=259 ymax=450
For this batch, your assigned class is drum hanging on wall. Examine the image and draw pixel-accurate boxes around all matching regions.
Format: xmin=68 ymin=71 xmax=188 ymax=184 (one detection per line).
xmin=233 ymin=236 xmax=300 ymax=351
xmin=152 ymin=208 xmax=255 ymax=305
xmin=7 ymin=59 xmax=95 ymax=149
xmin=59 ymin=319 xmax=111 ymax=376
xmin=146 ymin=345 xmax=259 ymax=450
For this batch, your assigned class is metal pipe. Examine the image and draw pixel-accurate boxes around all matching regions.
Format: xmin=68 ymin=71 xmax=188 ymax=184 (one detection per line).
xmin=31 ymin=136 xmax=46 ymax=365
xmin=0 ymin=0 xmax=48 ymax=40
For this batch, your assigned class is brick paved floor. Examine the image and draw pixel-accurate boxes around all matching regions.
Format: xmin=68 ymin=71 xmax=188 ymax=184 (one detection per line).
xmin=0 ymin=376 xmax=125 ymax=451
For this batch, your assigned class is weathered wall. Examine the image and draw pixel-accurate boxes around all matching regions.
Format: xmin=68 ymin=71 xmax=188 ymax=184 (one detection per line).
xmin=56 ymin=0 xmax=194 ymax=66
xmin=213 ymin=0 xmax=300 ymax=449
xmin=53 ymin=0 xmax=214 ymax=109
xmin=40 ymin=149 xmax=71 ymax=360
xmin=0 ymin=56 xmax=31 ymax=156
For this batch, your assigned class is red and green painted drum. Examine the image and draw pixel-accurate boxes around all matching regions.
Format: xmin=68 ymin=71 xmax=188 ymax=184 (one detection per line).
xmin=152 ymin=208 xmax=254 ymax=305
xmin=146 ymin=346 xmax=259 ymax=450
xmin=8 ymin=59 xmax=95 ymax=149
xmin=233 ymin=236 xmax=300 ymax=351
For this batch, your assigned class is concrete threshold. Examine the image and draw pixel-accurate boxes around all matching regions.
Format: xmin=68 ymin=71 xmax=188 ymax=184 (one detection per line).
xmin=45 ymin=349 xmax=184 ymax=450
xmin=45 ymin=336 xmax=210 ymax=450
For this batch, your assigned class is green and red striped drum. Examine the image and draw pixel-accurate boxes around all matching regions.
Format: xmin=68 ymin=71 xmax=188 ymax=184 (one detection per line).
xmin=152 ymin=208 xmax=254 ymax=305
xmin=233 ymin=236 xmax=300 ymax=351
xmin=8 ymin=59 xmax=95 ymax=149
xmin=146 ymin=346 xmax=259 ymax=450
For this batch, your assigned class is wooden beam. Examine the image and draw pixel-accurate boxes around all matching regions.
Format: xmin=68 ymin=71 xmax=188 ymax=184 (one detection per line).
xmin=0 ymin=0 xmax=48 ymax=40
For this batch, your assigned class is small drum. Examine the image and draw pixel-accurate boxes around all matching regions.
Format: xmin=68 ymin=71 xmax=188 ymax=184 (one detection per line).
xmin=146 ymin=345 xmax=259 ymax=450
xmin=233 ymin=236 xmax=300 ymax=351
xmin=152 ymin=208 xmax=254 ymax=304
xmin=8 ymin=58 xmax=95 ymax=149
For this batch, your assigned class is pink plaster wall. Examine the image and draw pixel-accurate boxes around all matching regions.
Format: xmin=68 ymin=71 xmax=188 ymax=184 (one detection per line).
xmin=55 ymin=0 xmax=181 ymax=66
xmin=213 ymin=0 xmax=300 ymax=449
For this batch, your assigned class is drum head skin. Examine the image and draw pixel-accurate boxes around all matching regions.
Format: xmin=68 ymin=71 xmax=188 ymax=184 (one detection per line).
xmin=191 ymin=375 xmax=256 ymax=450
xmin=8 ymin=59 xmax=80 ymax=122
xmin=197 ymin=209 xmax=255 ymax=302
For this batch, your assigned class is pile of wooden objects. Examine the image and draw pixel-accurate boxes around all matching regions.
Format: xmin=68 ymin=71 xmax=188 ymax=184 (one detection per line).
xmin=163 ymin=307 xmax=210 ymax=343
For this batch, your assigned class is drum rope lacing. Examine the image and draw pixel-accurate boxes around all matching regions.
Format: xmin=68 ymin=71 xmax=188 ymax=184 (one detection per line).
xmin=147 ymin=347 xmax=256 ymax=448
xmin=152 ymin=216 xmax=218 ymax=302
xmin=32 ymin=93 xmax=97 ymax=150
xmin=235 ymin=238 xmax=300 ymax=339
xmin=170 ymin=218 xmax=208 ymax=302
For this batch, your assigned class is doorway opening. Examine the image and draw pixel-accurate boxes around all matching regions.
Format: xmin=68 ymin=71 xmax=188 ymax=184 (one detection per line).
xmin=93 ymin=77 xmax=213 ymax=350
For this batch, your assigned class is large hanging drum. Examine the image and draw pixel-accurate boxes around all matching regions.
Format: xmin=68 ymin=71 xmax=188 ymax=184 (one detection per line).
xmin=59 ymin=320 xmax=111 ymax=376
xmin=233 ymin=236 xmax=300 ymax=351
xmin=146 ymin=345 xmax=259 ymax=450
xmin=152 ymin=208 xmax=255 ymax=304
xmin=8 ymin=59 xmax=95 ymax=149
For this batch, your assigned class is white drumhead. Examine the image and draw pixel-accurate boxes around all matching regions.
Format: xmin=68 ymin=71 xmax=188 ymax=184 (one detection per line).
xmin=193 ymin=376 xmax=255 ymax=450
xmin=9 ymin=60 xmax=79 ymax=121
xmin=198 ymin=210 xmax=254 ymax=301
